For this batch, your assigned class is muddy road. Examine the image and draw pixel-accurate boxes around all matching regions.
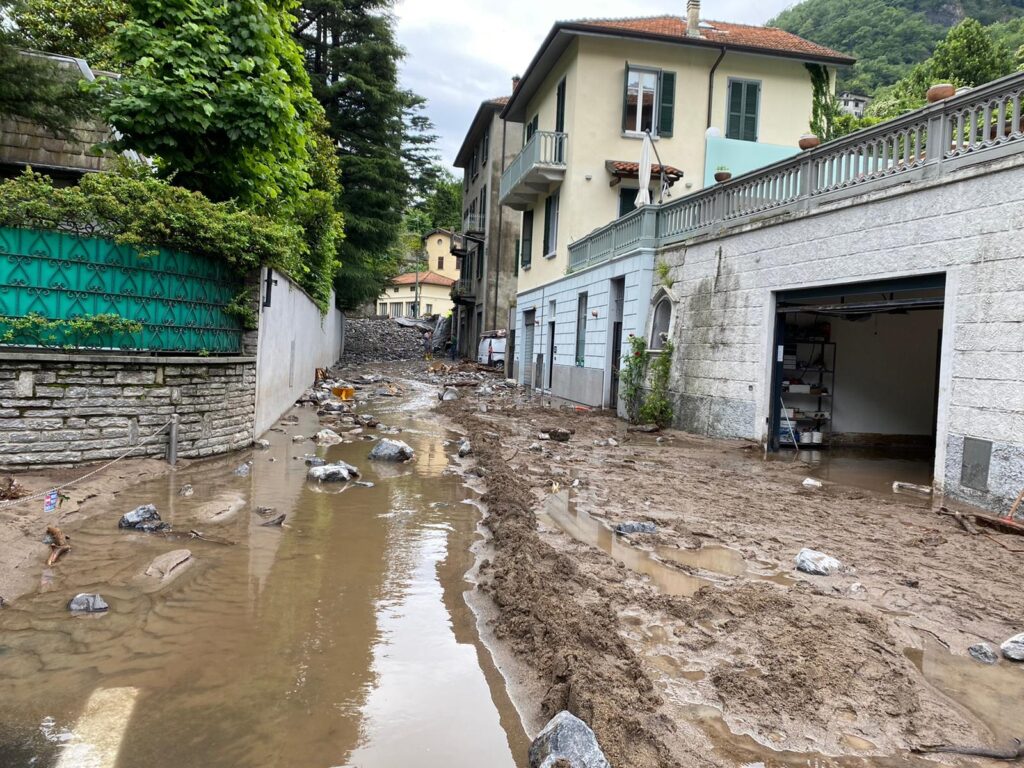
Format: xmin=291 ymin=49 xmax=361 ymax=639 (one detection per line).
xmin=0 ymin=379 xmax=528 ymax=768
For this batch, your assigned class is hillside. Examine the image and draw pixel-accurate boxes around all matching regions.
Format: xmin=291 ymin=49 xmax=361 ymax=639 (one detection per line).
xmin=770 ymin=0 xmax=1024 ymax=92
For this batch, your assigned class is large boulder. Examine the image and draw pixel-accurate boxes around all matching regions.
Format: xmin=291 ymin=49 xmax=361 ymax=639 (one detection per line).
xmin=528 ymin=711 xmax=611 ymax=768
xmin=795 ymin=548 xmax=842 ymax=576
xmin=368 ymin=439 xmax=414 ymax=462
xmin=441 ymin=387 xmax=459 ymax=401
xmin=315 ymin=429 xmax=343 ymax=446
xmin=615 ymin=522 xmax=657 ymax=535
xmin=968 ymin=643 xmax=999 ymax=665
xmin=119 ymin=504 xmax=170 ymax=532
xmin=308 ymin=461 xmax=361 ymax=482
xmin=1001 ymin=633 xmax=1024 ymax=661
xmin=458 ymin=438 xmax=472 ymax=457
xmin=68 ymin=593 xmax=109 ymax=613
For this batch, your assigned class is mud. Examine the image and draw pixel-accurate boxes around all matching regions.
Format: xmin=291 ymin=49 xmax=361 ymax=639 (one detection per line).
xmin=440 ymin=379 xmax=1024 ymax=768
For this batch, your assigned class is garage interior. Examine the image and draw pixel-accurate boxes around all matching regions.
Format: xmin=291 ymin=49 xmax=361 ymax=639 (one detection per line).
xmin=771 ymin=275 xmax=946 ymax=492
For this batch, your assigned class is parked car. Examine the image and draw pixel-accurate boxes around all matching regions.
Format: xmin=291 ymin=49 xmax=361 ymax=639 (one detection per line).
xmin=477 ymin=331 xmax=507 ymax=366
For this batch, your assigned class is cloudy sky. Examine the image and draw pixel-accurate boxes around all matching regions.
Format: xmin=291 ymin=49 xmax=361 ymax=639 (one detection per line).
xmin=394 ymin=0 xmax=798 ymax=169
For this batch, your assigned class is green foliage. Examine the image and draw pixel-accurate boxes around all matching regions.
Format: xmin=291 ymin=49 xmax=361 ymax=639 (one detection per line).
xmin=620 ymin=334 xmax=648 ymax=424
xmin=422 ymin=169 xmax=462 ymax=232
xmin=13 ymin=0 xmax=129 ymax=70
xmin=771 ymin=0 xmax=1024 ymax=93
xmin=868 ymin=19 xmax=1016 ymax=118
xmin=0 ymin=4 xmax=99 ymax=137
xmin=97 ymin=0 xmax=319 ymax=212
xmin=655 ymin=261 xmax=674 ymax=289
xmin=224 ymin=288 xmax=258 ymax=330
xmin=806 ymin=63 xmax=841 ymax=141
xmin=1 ymin=312 xmax=143 ymax=349
xmin=639 ymin=341 xmax=675 ymax=429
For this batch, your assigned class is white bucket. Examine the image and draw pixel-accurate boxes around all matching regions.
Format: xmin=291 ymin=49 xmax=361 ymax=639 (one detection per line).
xmin=812 ymin=431 xmax=823 ymax=444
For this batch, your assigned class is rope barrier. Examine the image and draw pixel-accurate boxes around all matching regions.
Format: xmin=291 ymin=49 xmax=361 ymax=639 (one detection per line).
xmin=0 ymin=417 xmax=176 ymax=511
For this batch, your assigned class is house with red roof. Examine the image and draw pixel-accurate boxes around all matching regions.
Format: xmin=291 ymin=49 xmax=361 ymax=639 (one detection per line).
xmin=500 ymin=0 xmax=854 ymax=404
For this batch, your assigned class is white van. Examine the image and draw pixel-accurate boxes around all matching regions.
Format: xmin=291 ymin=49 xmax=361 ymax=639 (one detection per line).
xmin=477 ymin=330 xmax=507 ymax=366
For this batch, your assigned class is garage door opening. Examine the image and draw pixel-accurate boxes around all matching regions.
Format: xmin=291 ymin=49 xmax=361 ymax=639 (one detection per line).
xmin=770 ymin=275 xmax=945 ymax=492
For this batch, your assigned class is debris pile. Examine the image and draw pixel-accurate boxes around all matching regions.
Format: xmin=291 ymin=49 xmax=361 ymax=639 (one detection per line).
xmin=343 ymin=318 xmax=427 ymax=364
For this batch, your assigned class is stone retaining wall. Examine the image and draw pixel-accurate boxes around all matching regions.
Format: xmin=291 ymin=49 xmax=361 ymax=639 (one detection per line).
xmin=0 ymin=353 xmax=256 ymax=468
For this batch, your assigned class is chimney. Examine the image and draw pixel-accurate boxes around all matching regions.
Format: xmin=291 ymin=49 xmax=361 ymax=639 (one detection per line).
xmin=512 ymin=75 xmax=521 ymax=92
xmin=686 ymin=0 xmax=701 ymax=36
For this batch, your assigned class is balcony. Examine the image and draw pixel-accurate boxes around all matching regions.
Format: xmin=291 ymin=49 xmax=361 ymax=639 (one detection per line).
xmin=452 ymin=272 xmax=475 ymax=305
xmin=499 ymin=131 xmax=567 ymax=210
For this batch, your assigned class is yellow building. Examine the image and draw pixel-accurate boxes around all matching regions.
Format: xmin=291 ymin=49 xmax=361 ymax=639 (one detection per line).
xmin=376 ymin=229 xmax=460 ymax=318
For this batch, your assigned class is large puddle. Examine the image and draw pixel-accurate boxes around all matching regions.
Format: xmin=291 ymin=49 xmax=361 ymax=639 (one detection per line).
xmin=0 ymin=382 xmax=529 ymax=767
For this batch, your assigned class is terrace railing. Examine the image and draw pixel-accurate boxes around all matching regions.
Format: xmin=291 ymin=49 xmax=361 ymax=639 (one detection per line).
xmin=567 ymin=71 xmax=1024 ymax=273
xmin=499 ymin=130 xmax=568 ymax=205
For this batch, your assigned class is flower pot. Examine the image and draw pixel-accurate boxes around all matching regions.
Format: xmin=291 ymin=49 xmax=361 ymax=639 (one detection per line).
xmin=798 ymin=134 xmax=820 ymax=150
xmin=714 ymin=171 xmax=732 ymax=183
xmin=926 ymin=83 xmax=955 ymax=103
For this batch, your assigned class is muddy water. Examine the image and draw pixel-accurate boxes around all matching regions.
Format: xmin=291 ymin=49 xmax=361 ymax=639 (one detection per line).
xmin=0 ymin=383 xmax=529 ymax=768
xmin=771 ymin=447 xmax=935 ymax=499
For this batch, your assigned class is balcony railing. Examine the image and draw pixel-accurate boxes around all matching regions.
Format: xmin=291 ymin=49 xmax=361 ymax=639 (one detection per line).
xmin=499 ymin=130 xmax=568 ymax=210
xmin=461 ymin=213 xmax=486 ymax=234
xmin=567 ymin=71 xmax=1024 ymax=273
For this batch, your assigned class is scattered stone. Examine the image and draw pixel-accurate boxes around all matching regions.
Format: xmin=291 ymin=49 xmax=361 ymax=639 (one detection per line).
xmin=314 ymin=428 xmax=342 ymax=446
xmin=234 ymin=461 xmax=253 ymax=477
xmin=305 ymin=456 xmax=326 ymax=467
xmin=68 ymin=593 xmax=109 ymax=613
xmin=119 ymin=504 xmax=170 ymax=532
xmin=254 ymin=506 xmax=277 ymax=517
xmin=261 ymin=514 xmax=287 ymax=527
xmin=354 ymin=481 xmax=375 ymax=488
xmin=1001 ymin=633 xmax=1024 ymax=661
xmin=968 ymin=643 xmax=999 ymax=664
xmin=368 ymin=438 xmax=415 ymax=462
xmin=546 ymin=428 xmax=572 ymax=443
xmin=307 ymin=461 xmax=361 ymax=482
xmin=374 ymin=386 xmax=397 ymax=397
xmin=528 ymin=711 xmax=610 ymax=768
xmin=795 ymin=548 xmax=842 ymax=576
xmin=615 ymin=522 xmax=657 ymax=535
xmin=628 ymin=424 xmax=660 ymax=433
xmin=607 ymin=437 xmax=618 ymax=447
xmin=441 ymin=387 xmax=459 ymax=401
xmin=802 ymin=478 xmax=823 ymax=489
xmin=458 ymin=439 xmax=472 ymax=457
xmin=253 ymin=439 xmax=271 ymax=450
xmin=178 ymin=484 xmax=194 ymax=497
xmin=144 ymin=550 xmax=192 ymax=584
xmin=342 ymin=318 xmax=426 ymax=364
xmin=292 ymin=435 xmax=306 ymax=443
xmin=898 ymin=577 xmax=920 ymax=588
xmin=529 ymin=442 xmax=543 ymax=452
xmin=0 ymin=595 xmax=5 ymax=608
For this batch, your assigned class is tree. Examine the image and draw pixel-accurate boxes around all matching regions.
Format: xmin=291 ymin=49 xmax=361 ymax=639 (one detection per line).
xmin=0 ymin=2 xmax=97 ymax=135
xmin=98 ymin=0 xmax=319 ymax=212
xmin=13 ymin=0 xmax=128 ymax=70
xmin=423 ymin=169 xmax=461 ymax=232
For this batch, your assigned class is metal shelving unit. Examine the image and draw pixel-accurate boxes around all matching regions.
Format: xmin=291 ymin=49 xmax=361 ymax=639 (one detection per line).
xmin=779 ymin=341 xmax=836 ymax=448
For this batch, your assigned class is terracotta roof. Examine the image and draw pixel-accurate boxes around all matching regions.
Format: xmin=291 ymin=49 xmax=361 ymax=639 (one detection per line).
xmin=607 ymin=160 xmax=685 ymax=182
xmin=572 ymin=16 xmax=852 ymax=63
xmin=489 ymin=96 xmax=509 ymax=106
xmin=391 ymin=271 xmax=456 ymax=288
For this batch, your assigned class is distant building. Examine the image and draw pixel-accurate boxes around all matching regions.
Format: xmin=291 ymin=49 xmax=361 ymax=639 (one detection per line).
xmin=837 ymin=91 xmax=870 ymax=118
xmin=376 ymin=229 xmax=459 ymax=319
xmin=451 ymin=92 xmax=523 ymax=362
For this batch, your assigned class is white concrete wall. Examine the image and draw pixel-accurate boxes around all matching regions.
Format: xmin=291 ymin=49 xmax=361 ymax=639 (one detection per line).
xmin=656 ymin=155 xmax=1024 ymax=510
xmin=254 ymin=268 xmax=343 ymax=437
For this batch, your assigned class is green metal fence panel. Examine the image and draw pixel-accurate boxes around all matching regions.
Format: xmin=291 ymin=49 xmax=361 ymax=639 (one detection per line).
xmin=0 ymin=227 xmax=244 ymax=353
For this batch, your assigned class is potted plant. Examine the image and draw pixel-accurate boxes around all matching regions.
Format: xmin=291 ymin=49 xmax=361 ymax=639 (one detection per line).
xmin=926 ymin=83 xmax=956 ymax=103
xmin=799 ymin=133 xmax=820 ymax=150
xmin=714 ymin=165 xmax=732 ymax=183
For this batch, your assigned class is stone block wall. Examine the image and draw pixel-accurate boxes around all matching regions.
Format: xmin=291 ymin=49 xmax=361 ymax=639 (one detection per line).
xmin=0 ymin=353 xmax=256 ymax=468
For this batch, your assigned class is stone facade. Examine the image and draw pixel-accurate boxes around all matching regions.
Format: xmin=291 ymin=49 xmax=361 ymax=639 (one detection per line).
xmin=0 ymin=353 xmax=256 ymax=468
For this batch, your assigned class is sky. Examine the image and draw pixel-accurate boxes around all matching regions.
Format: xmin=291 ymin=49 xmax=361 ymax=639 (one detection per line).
xmin=394 ymin=0 xmax=797 ymax=170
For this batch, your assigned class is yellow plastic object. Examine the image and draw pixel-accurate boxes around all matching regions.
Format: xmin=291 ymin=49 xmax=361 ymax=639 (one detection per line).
xmin=333 ymin=386 xmax=355 ymax=402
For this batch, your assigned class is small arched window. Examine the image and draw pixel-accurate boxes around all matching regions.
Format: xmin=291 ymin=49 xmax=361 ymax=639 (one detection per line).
xmin=437 ymin=238 xmax=443 ymax=246
xmin=650 ymin=297 xmax=672 ymax=350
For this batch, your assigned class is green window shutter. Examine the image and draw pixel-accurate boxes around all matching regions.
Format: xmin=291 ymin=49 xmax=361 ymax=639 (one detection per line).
xmin=745 ymin=81 xmax=760 ymax=142
xmin=542 ymin=197 xmax=552 ymax=254
xmin=621 ymin=62 xmax=630 ymax=133
xmin=514 ymin=239 xmax=520 ymax=275
xmin=555 ymin=78 xmax=566 ymax=133
xmin=726 ymin=80 xmax=760 ymax=142
xmin=618 ymin=187 xmax=637 ymax=217
xmin=658 ymin=71 xmax=676 ymax=137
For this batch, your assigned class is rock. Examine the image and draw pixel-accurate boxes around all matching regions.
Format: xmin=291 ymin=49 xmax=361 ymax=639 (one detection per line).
xmin=292 ymin=435 xmax=306 ymax=443
xmin=441 ymin=387 xmax=459 ymax=401
xmin=615 ymin=522 xmax=657 ymax=535
xmin=458 ymin=438 xmax=472 ymax=457
xmin=1001 ymin=633 xmax=1024 ymax=661
xmin=528 ymin=711 xmax=610 ymax=768
xmin=307 ymin=461 xmax=361 ymax=482
xmin=795 ymin=548 xmax=842 ymax=576
xmin=655 ymin=436 xmax=665 ymax=444
xmin=315 ymin=429 xmax=342 ymax=446
xmin=305 ymin=456 xmax=326 ymax=467
xmin=261 ymin=514 xmax=287 ymax=527
xmin=119 ymin=504 xmax=166 ymax=531
xmin=253 ymin=439 xmax=271 ymax=450
xmin=68 ymin=593 xmax=109 ymax=613
xmin=969 ymin=643 xmax=999 ymax=664
xmin=628 ymin=424 xmax=660 ymax=433
xmin=374 ymin=386 xmax=397 ymax=397
xmin=341 ymin=318 xmax=427 ymax=365
xmin=802 ymin=477 xmax=823 ymax=489
xmin=354 ymin=481 xmax=375 ymax=488
xmin=607 ymin=437 xmax=618 ymax=447
xmin=368 ymin=438 xmax=414 ymax=462
xmin=529 ymin=442 xmax=543 ymax=452
xmin=234 ymin=461 xmax=253 ymax=477
xmin=144 ymin=550 xmax=192 ymax=583
xmin=178 ymin=484 xmax=194 ymax=497
xmin=254 ymin=506 xmax=277 ymax=517
xmin=547 ymin=428 xmax=572 ymax=443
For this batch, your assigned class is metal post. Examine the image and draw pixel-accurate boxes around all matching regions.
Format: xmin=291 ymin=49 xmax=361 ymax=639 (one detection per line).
xmin=167 ymin=414 xmax=179 ymax=466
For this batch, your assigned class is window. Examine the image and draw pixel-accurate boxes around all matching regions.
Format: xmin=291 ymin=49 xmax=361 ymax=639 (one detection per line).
xmin=437 ymin=238 xmax=443 ymax=246
xmin=390 ymin=302 xmax=402 ymax=317
xmin=575 ymin=293 xmax=588 ymax=367
xmin=618 ymin=187 xmax=639 ymax=218
xmin=393 ymin=287 xmax=399 ymax=293
xmin=650 ymin=297 xmax=672 ymax=350
xmin=478 ymin=185 xmax=487 ymax=228
xmin=406 ymin=302 xmax=416 ymax=317
xmin=456 ymin=255 xmax=463 ymax=271
xmin=727 ymin=79 xmax=760 ymax=142
xmin=621 ymin=65 xmax=675 ymax=137
xmin=425 ymin=304 xmax=433 ymax=314
xmin=378 ymin=303 xmax=387 ymax=316
xmin=481 ymin=130 xmax=489 ymax=163
xmin=525 ymin=114 xmax=538 ymax=144
xmin=438 ymin=255 xmax=445 ymax=271
xmin=555 ymin=77 xmax=566 ymax=133
xmin=542 ymin=192 xmax=559 ymax=257
xmin=476 ymin=244 xmax=483 ymax=280
xmin=521 ymin=209 xmax=534 ymax=269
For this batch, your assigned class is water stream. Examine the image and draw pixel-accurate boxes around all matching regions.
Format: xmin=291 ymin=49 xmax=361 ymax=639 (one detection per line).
xmin=0 ymin=383 xmax=529 ymax=768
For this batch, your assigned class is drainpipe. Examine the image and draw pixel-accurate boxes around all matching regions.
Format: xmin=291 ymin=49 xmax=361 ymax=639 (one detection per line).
xmin=492 ymin=115 xmax=505 ymax=333
xmin=706 ymin=47 xmax=727 ymax=129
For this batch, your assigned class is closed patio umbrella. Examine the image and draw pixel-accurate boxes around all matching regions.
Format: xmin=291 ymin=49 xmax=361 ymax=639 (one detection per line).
xmin=635 ymin=131 xmax=654 ymax=207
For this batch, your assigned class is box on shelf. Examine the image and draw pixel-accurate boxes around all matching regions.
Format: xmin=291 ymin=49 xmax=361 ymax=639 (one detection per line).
xmin=788 ymin=384 xmax=811 ymax=394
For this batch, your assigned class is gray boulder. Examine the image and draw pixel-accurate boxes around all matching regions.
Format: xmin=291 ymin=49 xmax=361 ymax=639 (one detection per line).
xmin=795 ymin=548 xmax=842 ymax=576
xmin=119 ymin=504 xmax=169 ymax=532
xmin=253 ymin=439 xmax=271 ymax=450
xmin=968 ymin=643 xmax=999 ymax=664
xmin=528 ymin=711 xmax=610 ymax=768
xmin=305 ymin=456 xmax=326 ymax=467
xmin=68 ymin=593 xmax=109 ymax=613
xmin=546 ymin=428 xmax=572 ymax=443
xmin=615 ymin=522 xmax=657 ymax=535
xmin=441 ymin=387 xmax=459 ymax=401
xmin=307 ymin=461 xmax=361 ymax=482
xmin=234 ymin=461 xmax=253 ymax=477
xmin=458 ymin=438 xmax=472 ymax=457
xmin=178 ymin=484 xmax=194 ymax=497
xmin=315 ymin=428 xmax=342 ymax=446
xmin=1001 ymin=633 xmax=1024 ymax=661
xmin=368 ymin=438 xmax=415 ymax=462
